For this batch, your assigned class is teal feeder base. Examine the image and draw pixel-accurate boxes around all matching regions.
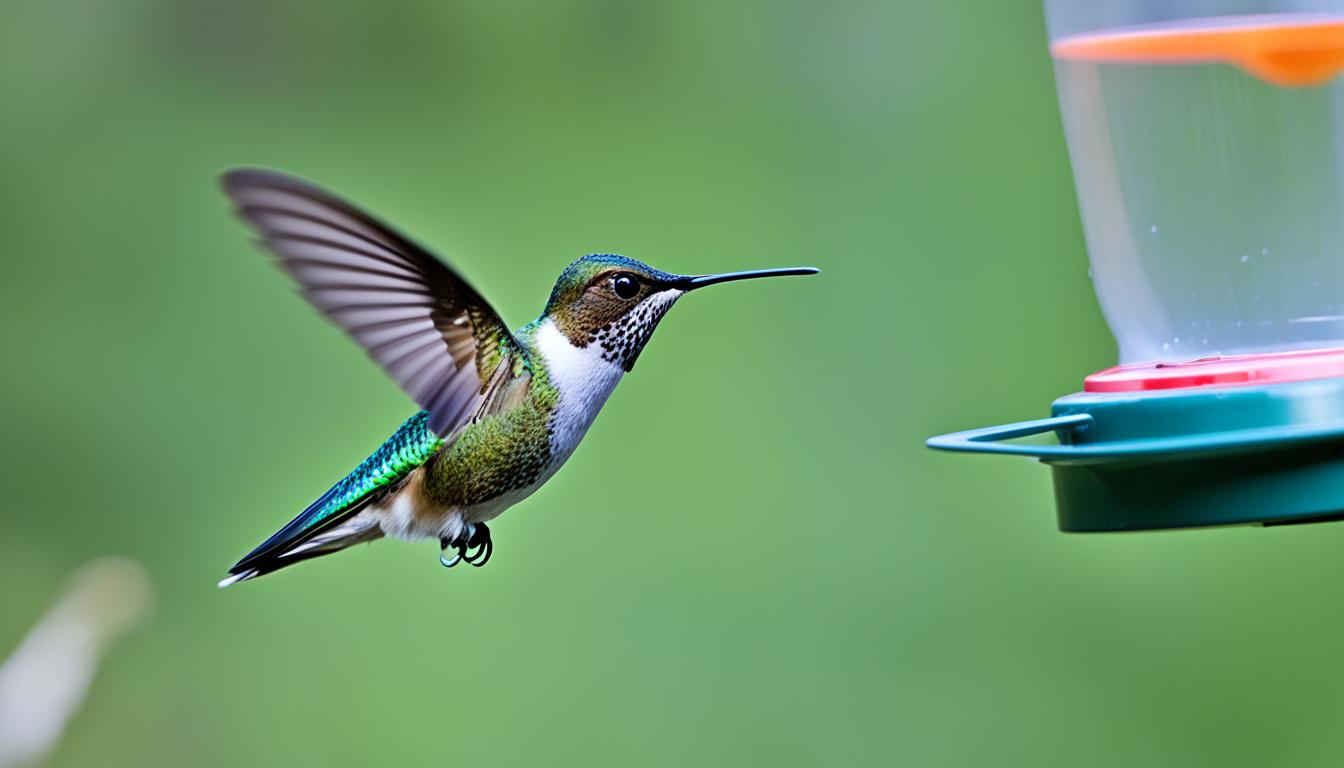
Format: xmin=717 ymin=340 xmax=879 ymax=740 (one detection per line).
xmin=928 ymin=378 xmax=1344 ymax=532
xmin=1050 ymin=440 xmax=1344 ymax=531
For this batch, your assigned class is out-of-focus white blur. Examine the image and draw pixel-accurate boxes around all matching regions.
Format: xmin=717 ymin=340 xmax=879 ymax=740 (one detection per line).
xmin=0 ymin=558 xmax=152 ymax=768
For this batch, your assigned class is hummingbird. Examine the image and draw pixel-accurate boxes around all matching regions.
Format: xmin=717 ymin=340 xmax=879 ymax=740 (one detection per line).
xmin=217 ymin=169 xmax=818 ymax=587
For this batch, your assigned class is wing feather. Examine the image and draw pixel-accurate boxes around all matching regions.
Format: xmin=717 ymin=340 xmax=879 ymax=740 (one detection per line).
xmin=222 ymin=168 xmax=523 ymax=435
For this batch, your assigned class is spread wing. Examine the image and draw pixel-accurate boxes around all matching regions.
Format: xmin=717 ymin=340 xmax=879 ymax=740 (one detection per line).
xmin=221 ymin=168 xmax=519 ymax=435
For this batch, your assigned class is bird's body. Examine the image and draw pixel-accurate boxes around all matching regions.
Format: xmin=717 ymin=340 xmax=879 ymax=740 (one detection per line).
xmin=218 ymin=169 xmax=815 ymax=586
xmin=310 ymin=316 xmax=624 ymax=552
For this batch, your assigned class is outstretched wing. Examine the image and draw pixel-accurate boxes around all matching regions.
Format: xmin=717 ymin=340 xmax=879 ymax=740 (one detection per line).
xmin=221 ymin=168 xmax=516 ymax=435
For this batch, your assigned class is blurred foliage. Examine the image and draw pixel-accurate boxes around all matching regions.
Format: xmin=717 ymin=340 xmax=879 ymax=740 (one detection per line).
xmin=4 ymin=1 xmax=1344 ymax=767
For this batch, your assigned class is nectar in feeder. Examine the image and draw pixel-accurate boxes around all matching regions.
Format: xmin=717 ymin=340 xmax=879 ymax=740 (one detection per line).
xmin=929 ymin=2 xmax=1344 ymax=532
xmin=1054 ymin=12 xmax=1344 ymax=364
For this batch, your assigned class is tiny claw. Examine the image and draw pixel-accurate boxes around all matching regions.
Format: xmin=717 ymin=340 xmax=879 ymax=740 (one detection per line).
xmin=466 ymin=537 xmax=492 ymax=567
xmin=440 ymin=524 xmax=492 ymax=570
xmin=439 ymin=537 xmax=464 ymax=568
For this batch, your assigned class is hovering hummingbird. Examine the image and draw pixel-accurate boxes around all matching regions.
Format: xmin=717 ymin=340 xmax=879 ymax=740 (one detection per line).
xmin=217 ymin=169 xmax=818 ymax=586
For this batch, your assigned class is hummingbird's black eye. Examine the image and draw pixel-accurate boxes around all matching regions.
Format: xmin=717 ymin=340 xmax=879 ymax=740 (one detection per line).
xmin=612 ymin=273 xmax=640 ymax=300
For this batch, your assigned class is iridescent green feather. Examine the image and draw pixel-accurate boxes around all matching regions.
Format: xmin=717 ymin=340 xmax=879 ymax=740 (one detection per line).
xmin=423 ymin=323 xmax=559 ymax=507
xmin=310 ymin=410 xmax=444 ymax=526
xmin=230 ymin=411 xmax=443 ymax=570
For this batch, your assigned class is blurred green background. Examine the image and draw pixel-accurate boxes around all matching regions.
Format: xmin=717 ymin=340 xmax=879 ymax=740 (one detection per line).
xmin=5 ymin=1 xmax=1344 ymax=766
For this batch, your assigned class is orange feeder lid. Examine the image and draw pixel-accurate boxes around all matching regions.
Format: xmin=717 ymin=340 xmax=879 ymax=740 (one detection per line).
xmin=1051 ymin=16 xmax=1344 ymax=87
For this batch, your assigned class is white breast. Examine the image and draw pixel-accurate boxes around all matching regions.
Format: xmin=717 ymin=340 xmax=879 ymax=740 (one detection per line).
xmin=533 ymin=318 xmax=625 ymax=463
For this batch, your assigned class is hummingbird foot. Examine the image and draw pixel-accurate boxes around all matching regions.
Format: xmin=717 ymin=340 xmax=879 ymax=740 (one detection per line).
xmin=438 ymin=523 xmax=492 ymax=569
xmin=462 ymin=523 xmax=492 ymax=567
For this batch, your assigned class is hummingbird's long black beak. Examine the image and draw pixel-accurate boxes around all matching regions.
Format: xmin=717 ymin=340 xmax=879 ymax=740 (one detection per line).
xmin=671 ymin=267 xmax=820 ymax=290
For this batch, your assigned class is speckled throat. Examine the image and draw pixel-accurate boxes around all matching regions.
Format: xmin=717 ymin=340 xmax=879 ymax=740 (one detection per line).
xmin=585 ymin=291 xmax=683 ymax=371
xmin=543 ymin=254 xmax=686 ymax=372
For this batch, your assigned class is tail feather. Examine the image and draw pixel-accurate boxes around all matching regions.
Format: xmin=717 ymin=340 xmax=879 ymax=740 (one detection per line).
xmin=218 ymin=411 xmax=440 ymax=587
xmin=218 ymin=569 xmax=260 ymax=588
xmin=219 ymin=504 xmax=383 ymax=587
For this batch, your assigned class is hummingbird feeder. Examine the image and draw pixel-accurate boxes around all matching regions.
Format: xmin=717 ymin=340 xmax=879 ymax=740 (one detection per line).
xmin=929 ymin=0 xmax=1344 ymax=531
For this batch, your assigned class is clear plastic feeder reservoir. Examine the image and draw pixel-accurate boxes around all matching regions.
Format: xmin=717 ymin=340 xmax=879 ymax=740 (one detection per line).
xmin=929 ymin=1 xmax=1344 ymax=531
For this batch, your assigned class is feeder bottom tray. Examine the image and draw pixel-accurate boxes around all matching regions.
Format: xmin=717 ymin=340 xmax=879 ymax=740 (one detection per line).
xmin=929 ymin=376 xmax=1344 ymax=531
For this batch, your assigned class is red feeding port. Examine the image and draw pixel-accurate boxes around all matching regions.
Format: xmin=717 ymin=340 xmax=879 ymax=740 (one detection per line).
xmin=1084 ymin=347 xmax=1344 ymax=392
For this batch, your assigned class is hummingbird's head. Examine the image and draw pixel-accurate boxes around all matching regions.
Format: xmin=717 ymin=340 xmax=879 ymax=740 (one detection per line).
xmin=543 ymin=253 xmax=818 ymax=372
